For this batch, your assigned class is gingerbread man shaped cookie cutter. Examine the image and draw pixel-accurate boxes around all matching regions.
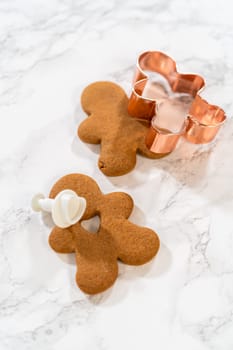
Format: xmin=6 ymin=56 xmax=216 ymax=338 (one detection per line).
xmin=128 ymin=51 xmax=226 ymax=154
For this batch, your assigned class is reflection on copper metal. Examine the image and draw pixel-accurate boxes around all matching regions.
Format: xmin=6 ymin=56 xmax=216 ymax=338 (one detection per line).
xmin=128 ymin=51 xmax=226 ymax=154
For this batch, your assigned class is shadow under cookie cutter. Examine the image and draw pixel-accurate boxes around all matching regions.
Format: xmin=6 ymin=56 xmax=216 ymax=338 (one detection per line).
xmin=128 ymin=51 xmax=226 ymax=154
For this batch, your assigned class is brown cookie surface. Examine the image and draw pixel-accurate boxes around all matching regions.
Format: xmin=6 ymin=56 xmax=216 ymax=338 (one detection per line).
xmin=49 ymin=174 xmax=160 ymax=294
xmin=78 ymin=81 xmax=165 ymax=176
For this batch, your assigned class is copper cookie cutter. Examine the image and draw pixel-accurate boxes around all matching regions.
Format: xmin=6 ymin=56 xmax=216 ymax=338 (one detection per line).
xmin=128 ymin=51 xmax=226 ymax=154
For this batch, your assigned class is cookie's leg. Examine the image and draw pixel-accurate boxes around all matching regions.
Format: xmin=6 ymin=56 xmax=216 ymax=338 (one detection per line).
xmin=112 ymin=220 xmax=160 ymax=265
xmin=74 ymin=229 xmax=118 ymax=294
xmin=98 ymin=140 xmax=137 ymax=176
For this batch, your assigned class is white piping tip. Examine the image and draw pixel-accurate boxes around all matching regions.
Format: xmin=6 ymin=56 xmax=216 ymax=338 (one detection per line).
xmin=31 ymin=190 xmax=86 ymax=228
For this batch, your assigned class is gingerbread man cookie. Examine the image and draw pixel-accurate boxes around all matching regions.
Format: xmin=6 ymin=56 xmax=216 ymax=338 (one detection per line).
xmin=49 ymin=174 xmax=160 ymax=294
xmin=78 ymin=81 xmax=165 ymax=176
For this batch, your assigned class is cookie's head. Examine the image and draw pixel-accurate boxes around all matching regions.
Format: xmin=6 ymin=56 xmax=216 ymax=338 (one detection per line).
xmin=49 ymin=173 xmax=101 ymax=220
xmin=81 ymin=81 xmax=128 ymax=115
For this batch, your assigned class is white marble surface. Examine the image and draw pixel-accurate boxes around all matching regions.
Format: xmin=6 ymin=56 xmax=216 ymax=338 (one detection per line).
xmin=0 ymin=0 xmax=233 ymax=349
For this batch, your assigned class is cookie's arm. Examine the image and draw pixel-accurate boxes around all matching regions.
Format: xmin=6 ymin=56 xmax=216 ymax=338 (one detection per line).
xmin=102 ymin=192 xmax=134 ymax=218
xmin=49 ymin=227 xmax=75 ymax=253
xmin=78 ymin=117 xmax=101 ymax=144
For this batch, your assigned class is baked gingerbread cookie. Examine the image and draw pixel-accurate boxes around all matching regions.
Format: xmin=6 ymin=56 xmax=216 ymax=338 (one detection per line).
xmin=78 ymin=81 xmax=164 ymax=176
xmin=49 ymin=174 xmax=160 ymax=294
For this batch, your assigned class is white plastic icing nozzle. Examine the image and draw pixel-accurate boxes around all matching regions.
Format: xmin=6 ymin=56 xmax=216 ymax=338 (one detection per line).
xmin=31 ymin=190 xmax=86 ymax=228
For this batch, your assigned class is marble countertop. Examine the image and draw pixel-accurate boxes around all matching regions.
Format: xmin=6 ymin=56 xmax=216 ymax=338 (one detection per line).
xmin=1 ymin=0 xmax=233 ymax=349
